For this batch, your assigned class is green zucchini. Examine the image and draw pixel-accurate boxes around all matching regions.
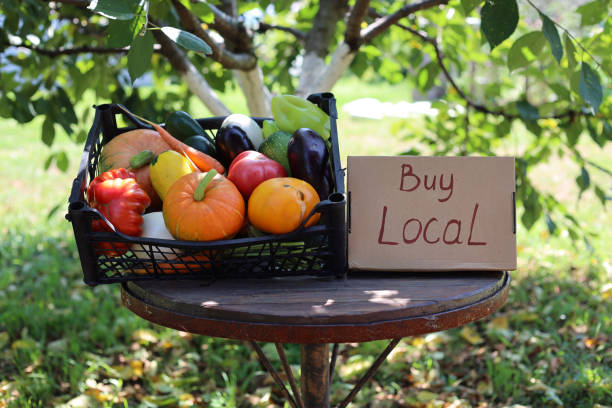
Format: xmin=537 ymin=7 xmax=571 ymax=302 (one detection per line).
xmin=184 ymin=135 xmax=217 ymax=157
xmin=165 ymin=111 xmax=214 ymax=144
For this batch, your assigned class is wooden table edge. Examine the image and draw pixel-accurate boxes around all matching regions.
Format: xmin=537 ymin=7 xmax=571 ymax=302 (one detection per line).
xmin=121 ymin=272 xmax=510 ymax=344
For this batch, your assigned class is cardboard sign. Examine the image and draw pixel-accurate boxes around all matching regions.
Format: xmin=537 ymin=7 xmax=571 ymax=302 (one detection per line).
xmin=347 ymin=156 xmax=516 ymax=271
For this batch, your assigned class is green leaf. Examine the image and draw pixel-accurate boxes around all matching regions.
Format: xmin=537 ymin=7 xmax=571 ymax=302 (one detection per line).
xmin=44 ymin=154 xmax=53 ymax=170
xmin=568 ymin=227 xmax=579 ymax=241
xmin=128 ymin=31 xmax=155 ymax=82
xmin=149 ymin=0 xmax=171 ymax=19
xmin=545 ymin=213 xmax=557 ymax=234
xmin=47 ymin=203 xmax=64 ymax=220
xmin=563 ymin=33 xmax=577 ymax=69
xmin=570 ymin=69 xmax=581 ymax=95
xmin=160 ymin=26 xmax=212 ymax=55
xmin=576 ymin=0 xmax=610 ymax=27
xmin=579 ymin=62 xmax=602 ymax=114
xmin=461 ymin=0 xmax=484 ymax=14
xmin=521 ymin=191 xmax=542 ymax=230
xmin=56 ymin=151 xmax=69 ymax=172
xmin=586 ymin=117 xmax=605 ymax=146
xmin=507 ymin=31 xmax=546 ymax=72
xmin=548 ymin=82 xmax=570 ymax=100
xmin=516 ymin=100 xmax=539 ymax=121
xmin=540 ymin=12 xmax=563 ymax=64
xmin=594 ymin=186 xmax=608 ymax=206
xmin=576 ymin=166 xmax=590 ymax=194
xmin=88 ymin=0 xmax=143 ymax=20
xmin=350 ymin=52 xmax=369 ymax=78
xmin=50 ymin=87 xmax=78 ymax=135
xmin=76 ymin=129 xmax=88 ymax=144
xmin=524 ymin=120 xmax=542 ymax=137
xmin=603 ymin=121 xmax=612 ymax=141
xmin=417 ymin=61 xmax=439 ymax=92
xmin=107 ymin=18 xmax=144 ymax=48
xmin=480 ymin=0 xmax=519 ymax=50
xmin=42 ymin=117 xmax=55 ymax=147
xmin=32 ymin=98 xmax=50 ymax=115
xmin=191 ymin=2 xmax=214 ymax=19
xmin=564 ymin=118 xmax=583 ymax=147
xmin=56 ymin=87 xmax=78 ymax=124
xmin=12 ymin=95 xmax=36 ymax=123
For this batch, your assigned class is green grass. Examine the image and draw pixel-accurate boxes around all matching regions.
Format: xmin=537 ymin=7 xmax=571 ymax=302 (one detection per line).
xmin=0 ymin=78 xmax=611 ymax=407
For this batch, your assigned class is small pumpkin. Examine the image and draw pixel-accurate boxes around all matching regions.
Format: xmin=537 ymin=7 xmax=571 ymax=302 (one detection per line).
xmin=163 ymin=170 xmax=245 ymax=241
xmin=133 ymin=252 xmax=212 ymax=275
xmin=99 ymin=129 xmax=170 ymax=211
xmin=248 ymin=177 xmax=320 ymax=234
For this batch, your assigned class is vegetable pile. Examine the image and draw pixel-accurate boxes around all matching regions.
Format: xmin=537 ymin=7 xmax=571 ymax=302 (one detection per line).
xmin=86 ymin=95 xmax=334 ymax=262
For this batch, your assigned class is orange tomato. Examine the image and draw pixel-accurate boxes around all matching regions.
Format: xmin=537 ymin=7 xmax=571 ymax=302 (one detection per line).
xmin=248 ymin=177 xmax=320 ymax=234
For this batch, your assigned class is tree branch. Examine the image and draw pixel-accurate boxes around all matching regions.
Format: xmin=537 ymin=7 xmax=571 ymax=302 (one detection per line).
xmin=170 ymin=0 xmax=257 ymax=70
xmin=206 ymin=2 xmax=241 ymax=34
xmin=205 ymin=2 xmax=252 ymax=51
xmin=304 ymin=0 xmax=349 ymax=58
xmin=296 ymin=0 xmax=349 ymax=95
xmin=402 ymin=26 xmax=583 ymax=121
xmin=153 ymin=29 xmax=230 ymax=116
xmin=361 ymin=0 xmax=449 ymax=43
xmin=217 ymin=0 xmax=237 ymax=17
xmin=257 ymin=23 xmax=306 ymax=42
xmin=345 ymin=0 xmax=371 ymax=50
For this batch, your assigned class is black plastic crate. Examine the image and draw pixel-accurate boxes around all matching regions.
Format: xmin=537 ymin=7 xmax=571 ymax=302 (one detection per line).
xmin=66 ymin=93 xmax=347 ymax=285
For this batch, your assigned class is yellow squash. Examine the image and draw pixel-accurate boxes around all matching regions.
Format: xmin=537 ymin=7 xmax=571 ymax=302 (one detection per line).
xmin=149 ymin=150 xmax=196 ymax=200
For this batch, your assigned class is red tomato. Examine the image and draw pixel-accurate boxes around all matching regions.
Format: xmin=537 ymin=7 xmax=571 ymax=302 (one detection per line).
xmin=227 ymin=150 xmax=287 ymax=199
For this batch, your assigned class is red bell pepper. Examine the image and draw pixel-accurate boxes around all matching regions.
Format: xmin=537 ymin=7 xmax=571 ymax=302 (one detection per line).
xmin=227 ymin=150 xmax=287 ymax=199
xmin=86 ymin=168 xmax=150 ymax=255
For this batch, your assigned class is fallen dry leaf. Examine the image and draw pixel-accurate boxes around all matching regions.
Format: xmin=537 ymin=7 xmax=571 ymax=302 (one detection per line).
xmin=131 ymin=329 xmax=158 ymax=344
xmin=488 ymin=315 xmax=509 ymax=330
xmin=460 ymin=326 xmax=484 ymax=345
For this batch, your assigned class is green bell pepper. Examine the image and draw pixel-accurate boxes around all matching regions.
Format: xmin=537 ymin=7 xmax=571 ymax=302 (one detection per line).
xmin=271 ymin=95 xmax=331 ymax=140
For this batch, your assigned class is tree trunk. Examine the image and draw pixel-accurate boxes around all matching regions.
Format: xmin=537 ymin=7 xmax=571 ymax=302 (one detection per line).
xmin=296 ymin=52 xmax=326 ymax=97
xmin=183 ymin=67 xmax=231 ymax=116
xmin=154 ymin=29 xmax=230 ymax=116
xmin=234 ymin=67 xmax=272 ymax=116
xmin=298 ymin=42 xmax=356 ymax=96
xmin=315 ymin=42 xmax=356 ymax=93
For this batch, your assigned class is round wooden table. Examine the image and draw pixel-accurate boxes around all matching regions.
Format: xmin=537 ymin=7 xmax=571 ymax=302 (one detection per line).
xmin=121 ymin=271 xmax=509 ymax=408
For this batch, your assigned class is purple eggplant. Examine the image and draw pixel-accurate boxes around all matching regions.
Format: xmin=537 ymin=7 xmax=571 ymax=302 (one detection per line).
xmin=215 ymin=125 xmax=254 ymax=168
xmin=288 ymin=128 xmax=330 ymax=200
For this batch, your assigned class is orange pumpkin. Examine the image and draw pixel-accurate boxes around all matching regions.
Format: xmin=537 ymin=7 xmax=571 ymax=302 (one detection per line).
xmin=133 ymin=252 xmax=212 ymax=275
xmin=248 ymin=177 xmax=320 ymax=234
xmin=99 ymin=129 xmax=170 ymax=211
xmin=163 ymin=170 xmax=245 ymax=241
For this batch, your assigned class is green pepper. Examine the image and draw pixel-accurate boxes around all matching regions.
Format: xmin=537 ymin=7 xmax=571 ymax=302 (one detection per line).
xmin=262 ymin=119 xmax=281 ymax=139
xmin=271 ymin=95 xmax=330 ymax=140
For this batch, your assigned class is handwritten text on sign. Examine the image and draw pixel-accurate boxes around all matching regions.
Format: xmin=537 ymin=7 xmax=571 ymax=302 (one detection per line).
xmin=347 ymin=156 xmax=516 ymax=271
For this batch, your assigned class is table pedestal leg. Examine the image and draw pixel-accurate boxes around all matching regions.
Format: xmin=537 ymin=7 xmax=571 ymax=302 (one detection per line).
xmin=301 ymin=343 xmax=330 ymax=408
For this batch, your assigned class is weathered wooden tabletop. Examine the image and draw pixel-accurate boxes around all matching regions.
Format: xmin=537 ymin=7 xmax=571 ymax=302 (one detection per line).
xmin=121 ymin=271 xmax=509 ymax=344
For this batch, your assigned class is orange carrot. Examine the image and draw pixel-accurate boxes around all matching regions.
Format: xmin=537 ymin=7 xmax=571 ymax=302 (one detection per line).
xmin=151 ymin=123 xmax=225 ymax=174
xmin=117 ymin=105 xmax=225 ymax=174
